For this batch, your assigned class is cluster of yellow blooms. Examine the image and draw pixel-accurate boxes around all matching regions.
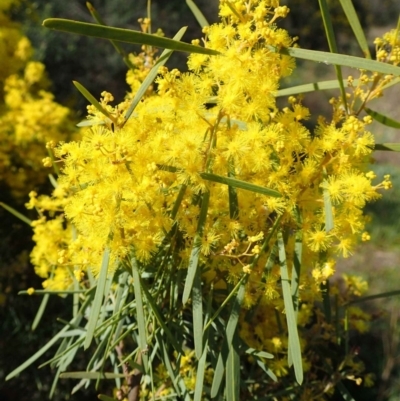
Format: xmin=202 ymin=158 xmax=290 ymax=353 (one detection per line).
xmin=0 ymin=1 xmax=75 ymax=199
xmin=24 ymin=0 xmax=396 ymax=396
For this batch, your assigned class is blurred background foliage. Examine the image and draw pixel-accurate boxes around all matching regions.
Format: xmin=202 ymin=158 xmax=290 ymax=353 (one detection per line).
xmin=1 ymin=0 xmax=400 ymax=400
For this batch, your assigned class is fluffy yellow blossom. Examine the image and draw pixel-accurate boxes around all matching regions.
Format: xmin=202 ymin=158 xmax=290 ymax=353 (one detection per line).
xmin=21 ymin=1 xmax=393 ymax=397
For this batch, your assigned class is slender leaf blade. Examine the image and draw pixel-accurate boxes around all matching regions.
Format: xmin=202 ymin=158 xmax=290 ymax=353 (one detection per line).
xmin=200 ymin=172 xmax=282 ymax=198
xmin=60 ymin=372 xmax=125 ymax=379
xmin=277 ymin=79 xmax=359 ymax=97
xmin=192 ymin=264 xmax=203 ymax=359
xmin=374 ymin=143 xmax=400 ymax=151
xmin=211 ymin=279 xmax=246 ymax=397
xmin=277 ymin=232 xmax=303 ymax=385
xmin=338 ymin=0 xmax=371 ymax=58
xmin=322 ymin=182 xmax=334 ymax=232
xmin=365 ymin=108 xmax=400 ymax=128
xmin=193 ymin=341 xmax=209 ymax=401
xmin=345 ymin=289 xmax=400 ymax=305
xmin=5 ymin=326 xmax=69 ymax=380
xmin=130 ymin=253 xmax=149 ymax=372
xmin=186 ymin=0 xmax=209 ymax=28
xmin=86 ymin=2 xmax=135 ymax=70
xmin=124 ymin=27 xmax=187 ymax=123
xmin=73 ymin=81 xmax=115 ymax=123
xmin=31 ymin=293 xmax=49 ymax=331
xmin=318 ymin=0 xmax=347 ymax=108
xmin=277 ymin=46 xmax=400 ymax=76
xmin=225 ymin=342 xmax=240 ymax=401
xmin=140 ymin=278 xmax=182 ymax=353
xmin=84 ymin=247 xmax=110 ymax=349
xmin=182 ymin=191 xmax=210 ymax=305
xmin=0 ymin=202 xmax=32 ymax=225
xmin=43 ymin=19 xmax=220 ymax=56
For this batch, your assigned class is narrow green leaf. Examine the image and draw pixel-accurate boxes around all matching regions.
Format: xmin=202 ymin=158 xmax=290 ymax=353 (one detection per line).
xmin=211 ymin=279 xmax=246 ymax=397
xmin=170 ymin=184 xmax=187 ymax=219
xmin=59 ymin=372 xmax=125 ymax=379
xmin=203 ymin=274 xmax=247 ymax=333
xmin=337 ymin=381 xmax=356 ymax=401
xmin=43 ymin=19 xmax=220 ymax=56
xmin=49 ymin=365 xmax=63 ymax=399
xmin=6 ymin=289 xmax=97 ymax=378
xmin=381 ymin=76 xmax=400 ymax=91
xmin=73 ymin=81 xmax=116 ymax=124
xmin=139 ymin=278 xmax=183 ymax=353
xmin=6 ymin=325 xmax=68 ymax=380
xmin=48 ymin=174 xmax=58 ymax=189
xmin=76 ymin=119 xmax=105 ymax=127
xmin=156 ymin=332 xmax=183 ymax=397
xmin=194 ymin=291 xmax=212 ymax=401
xmin=365 ymin=108 xmax=400 ymax=128
xmin=245 ymin=348 xmax=274 ymax=359
xmin=31 ymin=293 xmax=49 ymax=331
xmin=338 ymin=0 xmax=371 ymax=58
xmin=98 ymin=394 xmax=118 ymax=401
xmin=200 ymin=172 xmax=282 ymax=198
xmin=374 ymin=143 xmax=400 ymax=151
xmin=318 ymin=0 xmax=347 ymax=109
xmin=226 ymin=341 xmax=240 ymax=401
xmin=291 ymin=223 xmax=302 ymax=317
xmin=277 ymin=46 xmax=400 ymax=76
xmin=277 ymin=79 xmax=359 ymax=97
xmin=287 ymin=226 xmax=302 ymax=371
xmin=192 ymin=263 xmax=203 ymax=359
xmin=344 ymin=289 xmax=400 ymax=305
xmin=86 ymin=2 xmax=136 ymax=70
xmin=228 ymin=161 xmax=239 ymax=219
xmin=123 ymin=27 xmax=187 ymax=123
xmin=0 ymin=202 xmax=32 ymax=225
xmin=130 ymin=253 xmax=149 ymax=372
xmin=193 ymin=340 xmax=209 ymax=401
xmin=19 ymin=290 xmax=86 ymax=295
xmin=322 ymin=181 xmax=334 ymax=232
xmin=186 ymin=0 xmax=209 ymax=28
xmin=277 ymin=232 xmax=303 ymax=385
xmin=182 ymin=191 xmax=210 ymax=305
xmin=86 ymin=327 xmax=111 ymax=371
xmin=84 ymin=247 xmax=110 ymax=349
xmin=256 ymin=359 xmax=278 ymax=382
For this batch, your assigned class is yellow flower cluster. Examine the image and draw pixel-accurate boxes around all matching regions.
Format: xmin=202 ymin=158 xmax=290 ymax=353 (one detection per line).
xmin=0 ymin=3 xmax=76 ymax=198
xmin=26 ymin=0 xmax=393 ymax=390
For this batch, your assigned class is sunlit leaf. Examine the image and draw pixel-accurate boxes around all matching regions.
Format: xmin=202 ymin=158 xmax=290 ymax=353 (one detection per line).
xmin=365 ymin=108 xmax=400 ymax=128
xmin=31 ymin=293 xmax=49 ymax=331
xmin=186 ymin=0 xmax=209 ymax=28
xmin=277 ymin=232 xmax=303 ymax=385
xmin=182 ymin=191 xmax=210 ymax=304
xmin=84 ymin=247 xmax=110 ymax=349
xmin=0 ymin=202 xmax=32 ymax=226
xmin=43 ymin=19 xmax=220 ymax=56
xmin=374 ymin=143 xmax=400 ymax=151
xmin=338 ymin=0 xmax=371 ymax=58
xmin=278 ymin=79 xmax=359 ymax=97
xmin=73 ymin=81 xmax=116 ymax=124
xmin=200 ymin=172 xmax=282 ymax=198
xmin=130 ymin=253 xmax=149 ymax=372
xmin=276 ymin=46 xmax=400 ymax=76
xmin=123 ymin=27 xmax=187 ymax=123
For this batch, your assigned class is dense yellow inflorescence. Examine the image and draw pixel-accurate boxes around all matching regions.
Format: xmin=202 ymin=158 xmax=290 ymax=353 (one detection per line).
xmin=26 ymin=0 xmax=395 ymax=390
xmin=0 ymin=1 xmax=75 ymax=199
